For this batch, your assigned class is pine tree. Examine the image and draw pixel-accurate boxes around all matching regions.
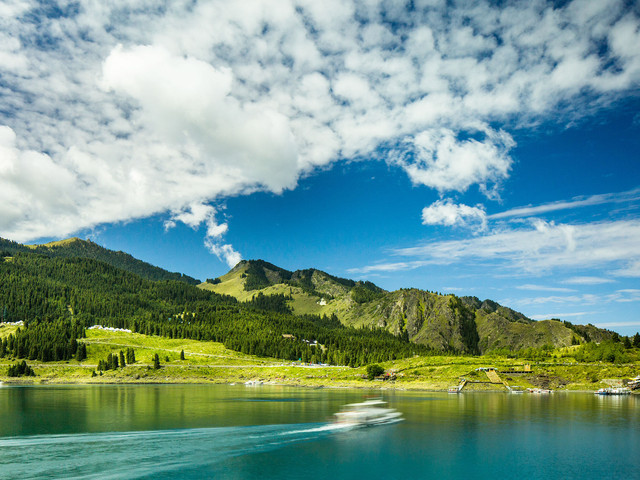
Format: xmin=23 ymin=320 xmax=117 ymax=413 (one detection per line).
xmin=153 ymin=353 xmax=160 ymax=369
xmin=119 ymin=350 xmax=126 ymax=367
xmin=76 ymin=342 xmax=87 ymax=362
xmin=180 ymin=349 xmax=185 ymax=360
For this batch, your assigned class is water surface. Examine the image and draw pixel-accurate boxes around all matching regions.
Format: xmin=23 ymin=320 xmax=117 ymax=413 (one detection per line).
xmin=0 ymin=385 xmax=637 ymax=479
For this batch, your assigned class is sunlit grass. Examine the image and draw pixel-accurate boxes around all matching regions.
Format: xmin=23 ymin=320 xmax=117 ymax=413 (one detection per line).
xmin=2 ymin=329 xmax=639 ymax=391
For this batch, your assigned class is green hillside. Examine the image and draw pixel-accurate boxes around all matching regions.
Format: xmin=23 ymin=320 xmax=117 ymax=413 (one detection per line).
xmin=2 ymin=328 xmax=638 ymax=390
xmin=0 ymin=238 xmax=622 ymax=365
xmin=205 ymin=260 xmax=616 ymax=354
xmin=0 ymin=237 xmax=199 ymax=285
xmin=0 ymin=245 xmax=430 ymax=368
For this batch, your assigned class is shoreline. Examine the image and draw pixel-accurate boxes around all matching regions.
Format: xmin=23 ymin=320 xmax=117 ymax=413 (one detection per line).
xmin=1 ymin=375 xmax=631 ymax=394
xmin=2 ymin=330 xmax=638 ymax=393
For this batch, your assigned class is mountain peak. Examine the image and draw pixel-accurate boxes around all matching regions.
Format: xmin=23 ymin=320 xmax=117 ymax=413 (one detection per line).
xmin=40 ymin=237 xmax=88 ymax=248
xmin=1 ymin=236 xmax=199 ymax=285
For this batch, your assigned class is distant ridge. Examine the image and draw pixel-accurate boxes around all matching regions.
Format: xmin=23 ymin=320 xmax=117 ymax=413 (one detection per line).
xmin=204 ymin=259 xmax=615 ymax=354
xmin=0 ymin=237 xmax=200 ymax=285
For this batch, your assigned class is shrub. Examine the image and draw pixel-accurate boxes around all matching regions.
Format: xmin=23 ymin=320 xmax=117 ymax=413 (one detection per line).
xmin=7 ymin=360 xmax=35 ymax=377
xmin=366 ymin=364 xmax=385 ymax=380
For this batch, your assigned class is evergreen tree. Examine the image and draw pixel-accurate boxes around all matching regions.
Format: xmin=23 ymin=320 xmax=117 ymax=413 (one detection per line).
xmin=633 ymin=333 xmax=640 ymax=348
xmin=180 ymin=349 xmax=185 ymax=360
xmin=75 ymin=342 xmax=87 ymax=361
xmin=366 ymin=364 xmax=385 ymax=380
xmin=119 ymin=350 xmax=126 ymax=367
xmin=126 ymin=347 xmax=136 ymax=364
xmin=153 ymin=353 xmax=160 ymax=369
xmin=7 ymin=360 xmax=35 ymax=377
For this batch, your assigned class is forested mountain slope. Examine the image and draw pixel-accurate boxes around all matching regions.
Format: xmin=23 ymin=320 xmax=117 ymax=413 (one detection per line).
xmin=0 ymin=238 xmax=615 ymax=359
xmin=0 ymin=249 xmax=429 ymax=366
xmin=204 ymin=260 xmax=615 ymax=353
xmin=0 ymin=237 xmax=199 ymax=285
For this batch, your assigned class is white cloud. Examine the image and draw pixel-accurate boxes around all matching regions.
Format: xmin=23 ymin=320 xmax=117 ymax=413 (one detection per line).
xmin=563 ymin=276 xmax=616 ymax=285
xmin=165 ymin=202 xmax=241 ymax=267
xmin=394 ymin=127 xmax=515 ymax=193
xmin=529 ymin=312 xmax=596 ymax=320
xmin=1 ymin=0 xmax=639 ymax=266
xmin=101 ymin=45 xmax=299 ymax=193
xmin=205 ymin=240 xmax=242 ymax=269
xmin=421 ymin=199 xmax=486 ymax=229
xmin=509 ymin=289 xmax=640 ymax=308
xmin=360 ymin=219 xmax=640 ymax=276
xmin=595 ymin=321 xmax=640 ymax=328
xmin=489 ymin=188 xmax=640 ymax=220
xmin=612 ymin=260 xmax=640 ymax=278
xmin=516 ymin=284 xmax=576 ymax=293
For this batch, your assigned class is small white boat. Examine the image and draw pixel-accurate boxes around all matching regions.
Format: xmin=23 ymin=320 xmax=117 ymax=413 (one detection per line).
xmin=334 ymin=399 xmax=403 ymax=427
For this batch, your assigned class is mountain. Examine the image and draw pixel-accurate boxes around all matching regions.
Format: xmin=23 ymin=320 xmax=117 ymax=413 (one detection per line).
xmin=0 ymin=237 xmax=199 ymax=285
xmin=203 ymin=259 xmax=615 ymax=353
xmin=0 ymin=237 xmax=616 ymax=356
xmin=0 ymin=247 xmax=429 ymax=367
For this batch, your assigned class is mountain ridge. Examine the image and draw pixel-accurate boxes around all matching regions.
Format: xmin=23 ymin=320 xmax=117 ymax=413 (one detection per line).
xmin=0 ymin=238 xmax=616 ymax=355
xmin=0 ymin=237 xmax=200 ymax=285
xmin=204 ymin=259 xmax=615 ymax=353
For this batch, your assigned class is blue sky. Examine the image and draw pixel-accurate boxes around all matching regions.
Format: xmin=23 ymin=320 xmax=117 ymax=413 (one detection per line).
xmin=1 ymin=1 xmax=639 ymax=333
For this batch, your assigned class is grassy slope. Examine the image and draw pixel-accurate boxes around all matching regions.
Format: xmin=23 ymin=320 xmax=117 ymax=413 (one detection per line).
xmin=201 ymin=267 xmax=605 ymax=354
xmin=1 ymin=328 xmax=638 ymax=391
xmin=0 ymin=324 xmax=19 ymax=338
xmin=200 ymin=265 xmax=364 ymax=318
xmin=475 ymin=313 xmax=575 ymax=352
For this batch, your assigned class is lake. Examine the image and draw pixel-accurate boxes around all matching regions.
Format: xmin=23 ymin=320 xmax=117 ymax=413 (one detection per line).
xmin=0 ymin=384 xmax=638 ymax=479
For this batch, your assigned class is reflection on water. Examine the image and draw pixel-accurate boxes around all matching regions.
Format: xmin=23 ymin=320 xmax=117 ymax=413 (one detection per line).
xmin=0 ymin=386 xmax=638 ymax=479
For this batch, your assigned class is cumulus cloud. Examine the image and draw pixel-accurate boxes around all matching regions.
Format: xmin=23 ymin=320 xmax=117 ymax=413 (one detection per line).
xmin=395 ymin=127 xmax=515 ymax=194
xmin=165 ymin=202 xmax=242 ymax=268
xmin=421 ymin=199 xmax=487 ymax=229
xmin=102 ymin=45 xmax=299 ymax=193
xmin=204 ymin=241 xmax=242 ymax=269
xmin=1 ymin=0 xmax=639 ymax=265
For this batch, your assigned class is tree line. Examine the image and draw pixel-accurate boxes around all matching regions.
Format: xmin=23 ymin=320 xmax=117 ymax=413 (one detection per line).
xmin=1 ymin=252 xmax=432 ymax=367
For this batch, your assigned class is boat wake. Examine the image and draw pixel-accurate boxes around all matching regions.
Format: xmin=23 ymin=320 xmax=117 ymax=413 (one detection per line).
xmin=0 ymin=422 xmax=372 ymax=479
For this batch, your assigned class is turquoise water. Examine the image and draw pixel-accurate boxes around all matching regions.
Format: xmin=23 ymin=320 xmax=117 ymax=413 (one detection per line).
xmin=0 ymin=385 xmax=638 ymax=479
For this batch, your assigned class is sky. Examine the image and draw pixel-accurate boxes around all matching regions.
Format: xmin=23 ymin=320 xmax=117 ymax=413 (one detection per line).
xmin=1 ymin=0 xmax=640 ymax=334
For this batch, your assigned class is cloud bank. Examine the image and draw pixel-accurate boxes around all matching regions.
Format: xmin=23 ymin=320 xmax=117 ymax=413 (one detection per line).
xmin=1 ymin=0 xmax=639 ymax=262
